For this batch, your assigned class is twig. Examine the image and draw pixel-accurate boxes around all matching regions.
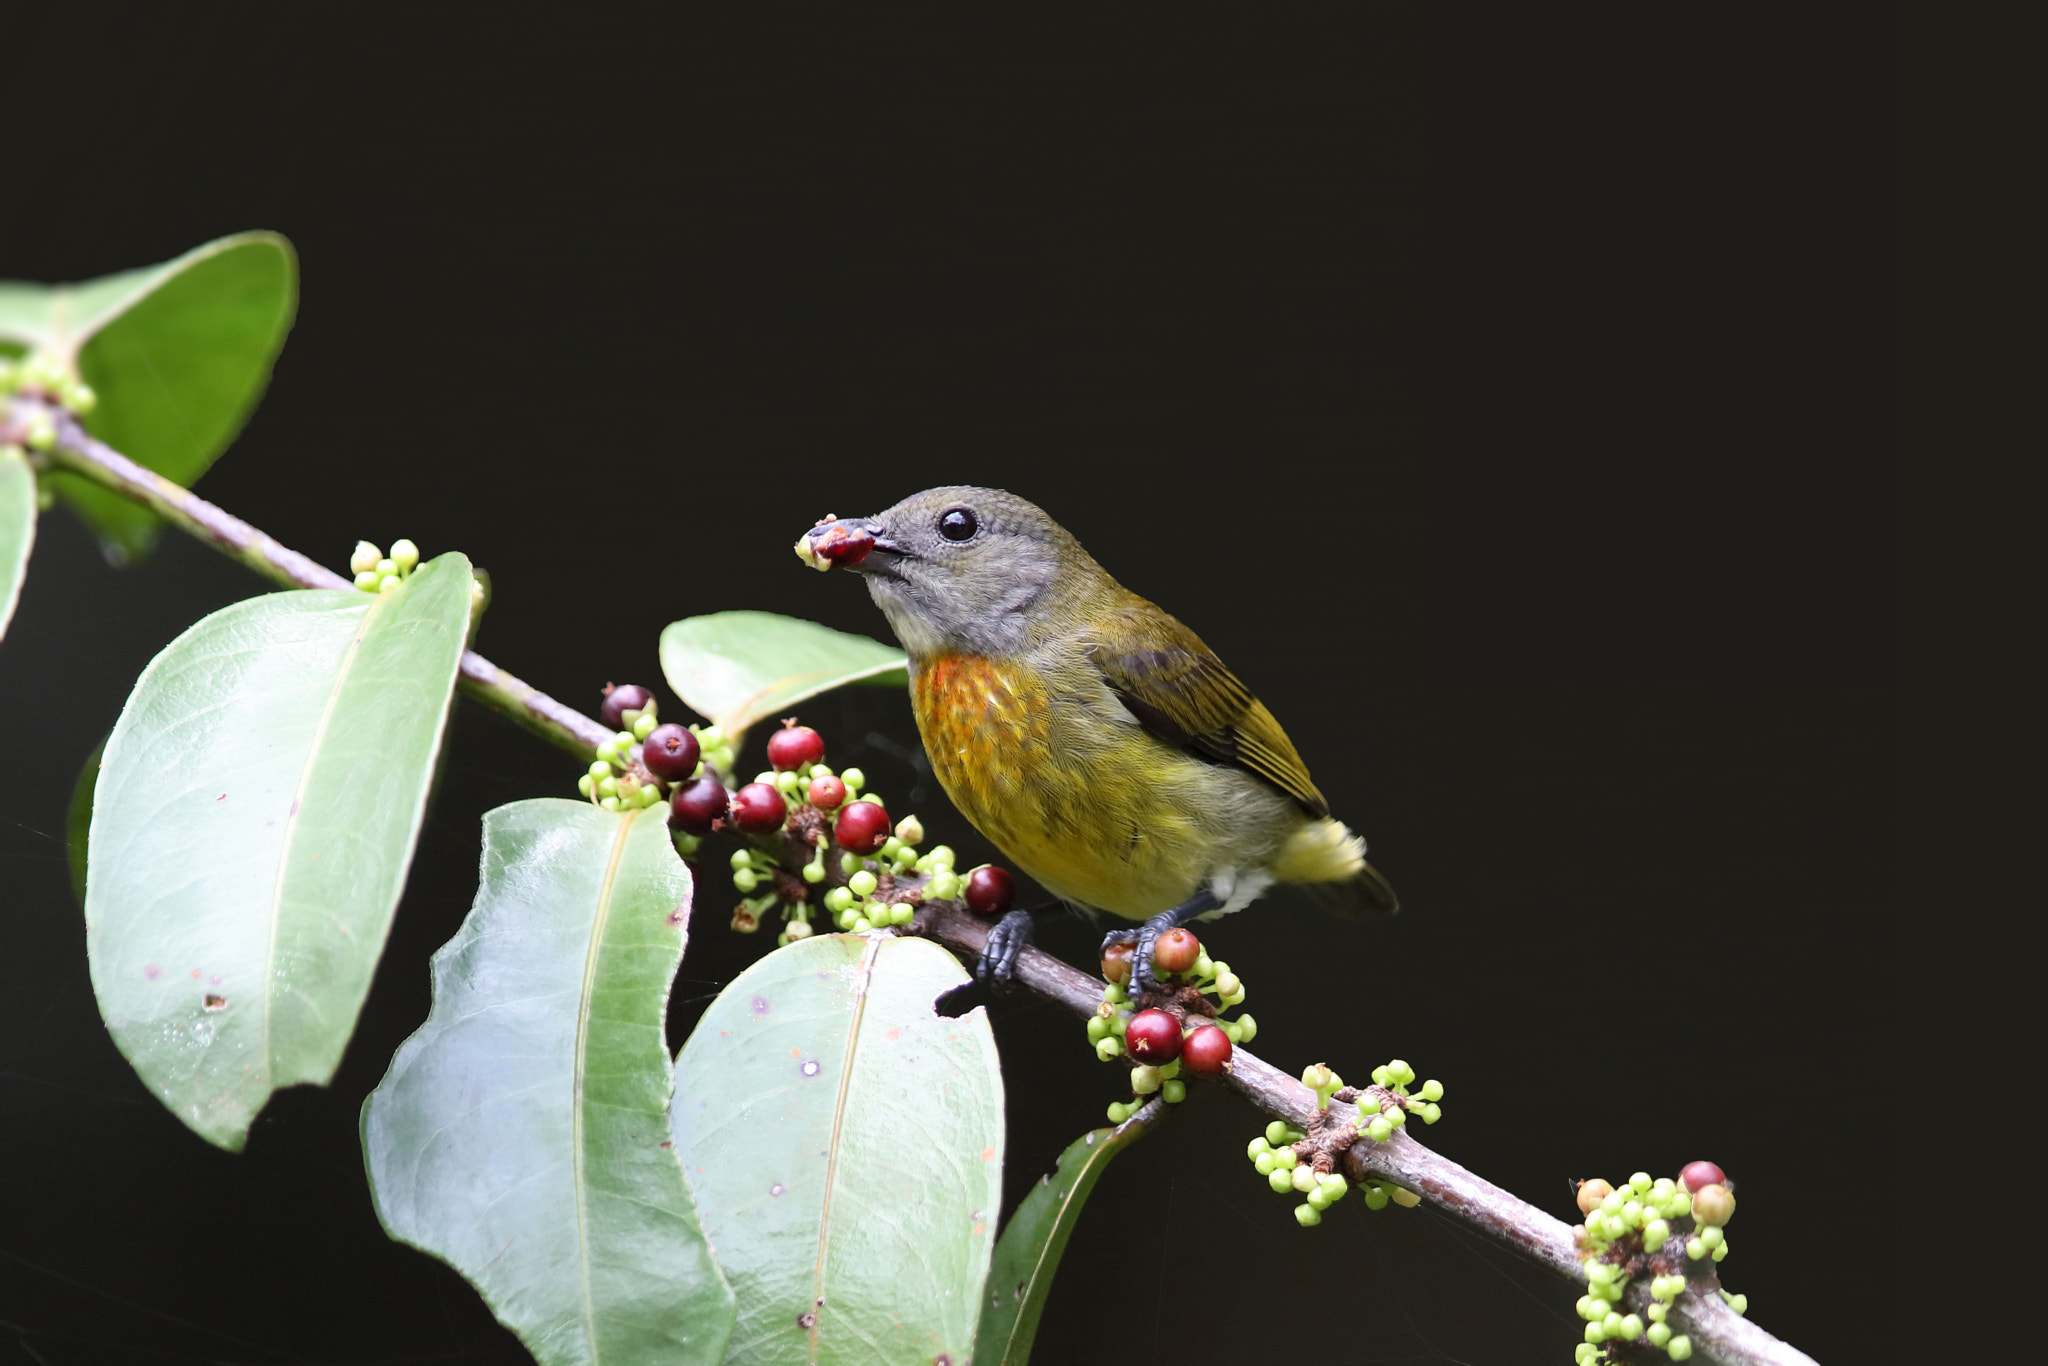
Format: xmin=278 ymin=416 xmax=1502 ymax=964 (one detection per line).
xmin=23 ymin=402 xmax=1815 ymax=1366
xmin=33 ymin=403 xmax=609 ymax=759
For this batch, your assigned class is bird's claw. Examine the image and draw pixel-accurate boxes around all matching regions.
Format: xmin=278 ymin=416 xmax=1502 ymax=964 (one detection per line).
xmin=975 ymin=909 xmax=1035 ymax=987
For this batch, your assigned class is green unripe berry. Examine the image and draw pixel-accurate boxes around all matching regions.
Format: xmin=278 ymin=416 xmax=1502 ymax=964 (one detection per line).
xmin=893 ymin=815 xmax=924 ymax=845
xmin=351 ymin=542 xmax=383 ymax=575
xmin=1107 ymin=1101 xmax=1130 ymax=1123
xmin=1247 ymin=1136 xmax=1271 ymax=1159
xmin=840 ymin=853 xmax=861 ymax=876
xmin=354 ymin=570 xmax=382 ymax=592
xmin=1161 ymin=1079 xmax=1186 ymax=1103
xmin=1630 ymin=1171 xmax=1653 ymax=1193
xmin=1271 ymin=1147 xmax=1296 ymax=1170
xmin=632 ymin=714 xmax=658 ymax=741
xmin=1583 ymin=1323 xmax=1606 ymax=1345
xmin=1667 ymin=1335 xmax=1692 ymax=1361
xmin=839 ymin=767 xmax=865 ymax=792
xmin=1648 ymin=1302 xmax=1668 ymax=1322
xmin=1235 ymin=1014 xmax=1257 ymax=1042
xmin=1291 ymin=1166 xmax=1317 ymax=1194
xmin=596 ymin=776 xmax=618 ymax=799
xmin=776 ymin=771 xmax=802 ymax=798
xmin=1362 ymin=1184 xmax=1389 ymax=1210
xmin=1086 ymin=1016 xmax=1110 ymax=1042
xmin=599 ymin=796 xmax=621 ymax=811
xmin=1307 ymin=1187 xmax=1331 ymax=1211
xmin=389 ymin=538 xmax=420 ymax=573
xmin=729 ymin=849 xmax=754 ymax=871
xmin=1371 ymin=1065 xmax=1391 ymax=1086
xmin=1419 ymin=1079 xmax=1443 ymax=1102
xmin=1131 ymin=1065 xmax=1162 ymax=1095
xmin=1698 ymin=1225 xmax=1723 ymax=1250
xmin=577 ymin=774 xmax=594 ymax=797
xmin=1576 ymin=1296 xmax=1600 ymax=1322
xmin=1601 ymin=1312 xmax=1623 ymax=1337
xmin=1686 ymin=1237 xmax=1707 ymax=1260
xmin=1293 ymin=1204 xmax=1321 ymax=1228
xmin=672 ymin=832 xmax=700 ymax=856
xmin=1265 ymin=1120 xmax=1292 ymax=1147
xmin=1722 ymin=1293 xmax=1746 ymax=1315
xmin=802 ymin=861 xmax=826 ymax=884
xmin=1214 ymin=971 xmax=1242 ymax=997
xmin=1643 ymin=1219 xmax=1669 ymax=1252
xmin=732 ymin=868 xmax=758 ymax=892
xmin=849 ymin=869 xmax=878 ymax=897
xmin=1367 ymin=1118 xmax=1392 ymax=1142
xmin=1648 ymin=1322 xmax=1672 ymax=1348
xmin=850 ymin=917 xmax=871 ymax=932
xmin=1254 ymin=1152 xmax=1276 ymax=1174
xmin=891 ymin=902 xmax=915 ymax=925
xmin=925 ymin=844 xmax=955 ymax=867
xmin=824 ymin=887 xmax=854 ymax=913
xmin=1095 ymin=1037 xmax=1124 ymax=1061
xmin=1419 ymin=1103 xmax=1442 ymax=1124
xmin=1711 ymin=1239 xmax=1728 ymax=1262
xmin=1618 ymin=1315 xmax=1643 ymax=1341
xmin=1268 ymin=1168 xmax=1294 ymax=1194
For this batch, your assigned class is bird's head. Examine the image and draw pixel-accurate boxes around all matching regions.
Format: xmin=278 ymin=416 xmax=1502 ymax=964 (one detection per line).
xmin=796 ymin=487 xmax=1105 ymax=658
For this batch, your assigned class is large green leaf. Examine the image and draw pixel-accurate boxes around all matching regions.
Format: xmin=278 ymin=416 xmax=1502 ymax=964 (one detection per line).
xmin=671 ymin=933 xmax=1004 ymax=1366
xmin=1 ymin=233 xmax=297 ymax=561
xmin=363 ymin=800 xmax=735 ymax=1366
xmin=659 ymin=611 xmax=907 ymax=737
xmin=85 ymin=554 xmax=471 ymax=1149
xmin=0 ymin=445 xmax=31 ymax=642
xmin=973 ymin=1103 xmax=1166 ymax=1366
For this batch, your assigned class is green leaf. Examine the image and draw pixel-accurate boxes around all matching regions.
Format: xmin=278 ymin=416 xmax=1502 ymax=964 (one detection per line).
xmin=67 ymin=734 xmax=106 ymax=907
xmin=363 ymin=800 xmax=735 ymax=1366
xmin=85 ymin=554 xmax=472 ymax=1149
xmin=1 ymin=233 xmax=297 ymax=562
xmin=0 ymin=446 xmax=31 ymax=642
xmin=658 ymin=611 xmax=906 ymax=737
xmin=671 ymin=933 xmax=1004 ymax=1366
xmin=973 ymin=1103 xmax=1166 ymax=1366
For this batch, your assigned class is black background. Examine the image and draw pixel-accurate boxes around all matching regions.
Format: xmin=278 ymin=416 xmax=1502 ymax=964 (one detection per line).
xmin=1 ymin=8 xmax=1892 ymax=1365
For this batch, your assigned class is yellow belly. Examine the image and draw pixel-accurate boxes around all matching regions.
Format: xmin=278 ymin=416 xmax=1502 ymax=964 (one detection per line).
xmin=910 ymin=653 xmax=1239 ymax=918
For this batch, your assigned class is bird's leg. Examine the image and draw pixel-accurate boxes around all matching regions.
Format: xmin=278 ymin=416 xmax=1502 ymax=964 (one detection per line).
xmin=1104 ymin=888 xmax=1221 ymax=998
xmin=975 ymin=902 xmax=1060 ymax=987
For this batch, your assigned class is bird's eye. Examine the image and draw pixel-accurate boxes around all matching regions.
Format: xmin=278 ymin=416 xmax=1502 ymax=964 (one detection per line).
xmin=938 ymin=507 xmax=979 ymax=541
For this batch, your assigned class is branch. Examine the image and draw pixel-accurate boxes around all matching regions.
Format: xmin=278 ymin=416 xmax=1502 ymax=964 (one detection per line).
xmin=22 ymin=402 xmax=1815 ymax=1366
xmin=31 ymin=403 xmax=609 ymax=760
xmin=913 ymin=903 xmax=1815 ymax=1366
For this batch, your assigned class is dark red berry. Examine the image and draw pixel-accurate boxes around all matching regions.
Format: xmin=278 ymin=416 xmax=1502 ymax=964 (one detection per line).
xmin=1124 ymin=1009 xmax=1183 ymax=1064
xmin=1101 ymin=942 xmax=1134 ymax=985
xmin=833 ymin=799 xmax=891 ymax=854
xmin=641 ymin=723 xmax=701 ymax=782
xmin=964 ymin=865 xmax=1014 ymax=918
xmin=600 ymin=682 xmax=653 ymax=730
xmin=807 ymin=774 xmax=847 ymax=810
xmin=766 ymin=722 xmax=826 ymax=772
xmin=730 ymin=783 xmax=788 ymax=834
xmin=670 ymin=776 xmax=730 ymax=834
xmin=1181 ymin=1024 xmax=1232 ymax=1074
xmin=808 ymin=521 xmax=875 ymax=567
xmin=1152 ymin=927 xmax=1200 ymax=976
xmin=1680 ymin=1160 xmax=1725 ymax=1193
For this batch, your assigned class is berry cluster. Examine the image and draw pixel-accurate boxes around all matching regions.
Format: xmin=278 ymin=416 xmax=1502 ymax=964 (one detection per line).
xmin=575 ymin=683 xmax=738 ymax=839
xmin=0 ymin=352 xmax=97 ymax=449
xmin=1241 ymin=1057 xmax=1444 ymax=1227
xmin=1086 ymin=929 xmax=1252 ymax=1121
xmin=348 ymin=539 xmax=421 ymax=594
xmin=1569 ymin=1161 xmax=1743 ymax=1364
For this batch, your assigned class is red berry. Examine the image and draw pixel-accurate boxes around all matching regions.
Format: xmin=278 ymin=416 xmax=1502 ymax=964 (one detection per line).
xmin=1680 ymin=1160 xmax=1725 ymax=1193
xmin=669 ymin=776 xmax=730 ymax=834
xmin=807 ymin=774 xmax=847 ymax=810
xmin=1152 ymin=927 xmax=1200 ymax=975
xmin=964 ymin=865 xmax=1014 ymax=918
xmin=766 ymin=722 xmax=826 ymax=771
xmin=641 ymin=723 xmax=701 ymax=782
xmin=1101 ymin=942 xmax=1134 ymax=985
xmin=833 ymin=799 xmax=891 ymax=854
xmin=600 ymin=682 xmax=653 ymax=730
xmin=1180 ymin=1024 xmax=1232 ymax=1074
xmin=729 ymin=783 xmax=788 ymax=834
xmin=1124 ymin=1009 xmax=1183 ymax=1064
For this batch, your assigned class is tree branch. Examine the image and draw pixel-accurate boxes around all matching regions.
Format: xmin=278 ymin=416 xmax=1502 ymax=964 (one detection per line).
xmin=22 ymin=402 xmax=1816 ymax=1366
xmin=34 ymin=403 xmax=610 ymax=760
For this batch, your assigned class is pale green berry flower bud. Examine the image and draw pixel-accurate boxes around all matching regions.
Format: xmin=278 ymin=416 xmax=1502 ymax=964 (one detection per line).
xmin=1131 ymin=1065 xmax=1162 ymax=1094
xmin=840 ymin=767 xmax=865 ymax=791
xmin=1265 ymin=1120 xmax=1291 ymax=1147
xmin=849 ymin=870 xmax=878 ymax=898
xmin=1722 ymin=1293 xmax=1746 ymax=1315
xmin=1368 ymin=1118 xmax=1392 ymax=1142
xmin=1648 ymin=1322 xmax=1672 ymax=1348
xmin=1272 ymin=1148 xmax=1296 ymax=1170
xmin=577 ymin=774 xmax=594 ymax=797
xmin=1630 ymin=1172 xmax=1653 ymax=1193
xmin=1307 ymin=1187 xmax=1332 ymax=1211
xmin=1698 ymin=1225 xmax=1723 ymax=1250
xmin=596 ymin=777 xmax=619 ymax=798
xmin=1161 ymin=1079 xmax=1186 ymax=1104
xmin=1361 ymin=1184 xmax=1389 ymax=1210
xmin=1291 ymin=1166 xmax=1317 ymax=1193
xmin=776 ymin=771 xmax=802 ymax=797
xmin=1294 ymin=1203 xmax=1321 ymax=1227
xmin=733 ymin=869 xmax=758 ymax=892
xmin=1643 ymin=1219 xmax=1668 ymax=1252
xmin=1247 ymin=1136 xmax=1272 ymax=1159
xmin=1235 ymin=1014 xmax=1258 ymax=1042
xmin=1686 ymin=1237 xmax=1707 ymax=1260
xmin=353 ymin=570 xmax=382 ymax=592
xmin=390 ymin=539 xmax=420 ymax=573
xmin=1371 ymin=1065 xmax=1391 ymax=1086
xmin=672 ymin=832 xmax=700 ymax=856
xmin=1648 ymin=1302 xmax=1668 ymax=1322
xmin=729 ymin=849 xmax=754 ymax=871
xmin=378 ymin=575 xmax=402 ymax=593
xmin=1157 ymin=1059 xmax=1179 ymax=1080
xmin=1583 ymin=1323 xmax=1607 ymax=1345
xmin=1420 ymin=1103 xmax=1442 ymax=1124
xmin=1666 ymin=1335 xmax=1692 ymax=1361
xmin=1389 ymin=1186 xmax=1421 ymax=1208
xmin=1192 ymin=952 xmax=1214 ymax=978
xmin=802 ymin=861 xmax=826 ymax=884
xmin=599 ymin=796 xmax=621 ymax=811
xmin=1106 ymin=1101 xmax=1129 ymax=1123
xmin=841 ymin=852 xmax=861 ymax=876
xmin=1268 ymin=1168 xmax=1294 ymax=1194
xmin=1254 ymin=1152 xmax=1276 ymax=1175
xmin=374 ymin=558 xmax=397 ymax=578
xmin=1601 ymin=1312 xmax=1623 ymax=1337
xmin=632 ymin=714 xmax=658 ymax=741
xmin=1086 ymin=1016 xmax=1110 ymax=1042
xmin=784 ymin=918 xmax=813 ymax=940
xmin=1711 ymin=1240 xmax=1728 ymax=1262
xmin=890 ymin=902 xmax=915 ymax=925
xmin=926 ymin=844 xmax=954 ymax=867
xmin=1214 ymin=971 xmax=1242 ymax=997
xmin=894 ymin=815 xmax=924 ymax=845
xmin=351 ymin=542 xmax=382 ymax=574
xmin=1618 ymin=1315 xmax=1643 ymax=1341
xmin=1095 ymin=1036 xmax=1124 ymax=1061
xmin=1419 ymin=1079 xmax=1444 ymax=1102
xmin=1576 ymin=1296 xmax=1600 ymax=1322
xmin=824 ymin=887 xmax=854 ymax=914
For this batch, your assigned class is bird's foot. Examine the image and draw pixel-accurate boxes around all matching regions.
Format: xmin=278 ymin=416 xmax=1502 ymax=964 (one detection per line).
xmin=975 ymin=908 xmax=1036 ymax=987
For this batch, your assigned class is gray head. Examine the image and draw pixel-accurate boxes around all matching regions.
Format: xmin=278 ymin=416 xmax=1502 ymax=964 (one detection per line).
xmin=797 ymin=486 xmax=1110 ymax=658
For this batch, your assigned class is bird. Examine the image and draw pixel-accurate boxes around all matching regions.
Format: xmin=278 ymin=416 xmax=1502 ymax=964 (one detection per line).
xmin=795 ymin=486 xmax=1396 ymax=994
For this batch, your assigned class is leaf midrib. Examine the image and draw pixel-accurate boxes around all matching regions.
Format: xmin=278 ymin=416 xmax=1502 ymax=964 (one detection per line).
xmin=573 ymin=807 xmax=642 ymax=1363
xmin=261 ymin=589 xmax=390 ymax=1079
xmin=807 ymin=934 xmax=886 ymax=1358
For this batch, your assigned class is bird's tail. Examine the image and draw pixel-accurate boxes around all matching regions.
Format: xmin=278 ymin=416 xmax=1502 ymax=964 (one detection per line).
xmin=1273 ymin=818 xmax=1400 ymax=919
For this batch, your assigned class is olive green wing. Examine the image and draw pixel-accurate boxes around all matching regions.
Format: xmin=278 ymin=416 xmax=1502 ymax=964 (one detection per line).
xmin=1087 ymin=605 xmax=1329 ymax=819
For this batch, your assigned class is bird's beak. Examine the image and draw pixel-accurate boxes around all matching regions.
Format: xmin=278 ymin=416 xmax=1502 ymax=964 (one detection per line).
xmin=795 ymin=516 xmax=899 ymax=574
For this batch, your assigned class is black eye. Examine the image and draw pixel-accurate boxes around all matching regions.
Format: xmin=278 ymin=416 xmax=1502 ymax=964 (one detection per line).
xmin=938 ymin=507 xmax=979 ymax=541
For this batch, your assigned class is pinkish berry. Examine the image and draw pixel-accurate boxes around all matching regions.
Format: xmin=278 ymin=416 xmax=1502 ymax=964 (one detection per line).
xmin=766 ymin=722 xmax=826 ymax=772
xmin=808 ymin=774 xmax=847 ymax=810
xmin=834 ymin=800 xmax=891 ymax=854
xmin=1180 ymin=1024 xmax=1232 ymax=1074
xmin=1680 ymin=1161 xmax=1725 ymax=1193
xmin=730 ymin=783 xmax=788 ymax=834
xmin=1124 ymin=1009 xmax=1182 ymax=1064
